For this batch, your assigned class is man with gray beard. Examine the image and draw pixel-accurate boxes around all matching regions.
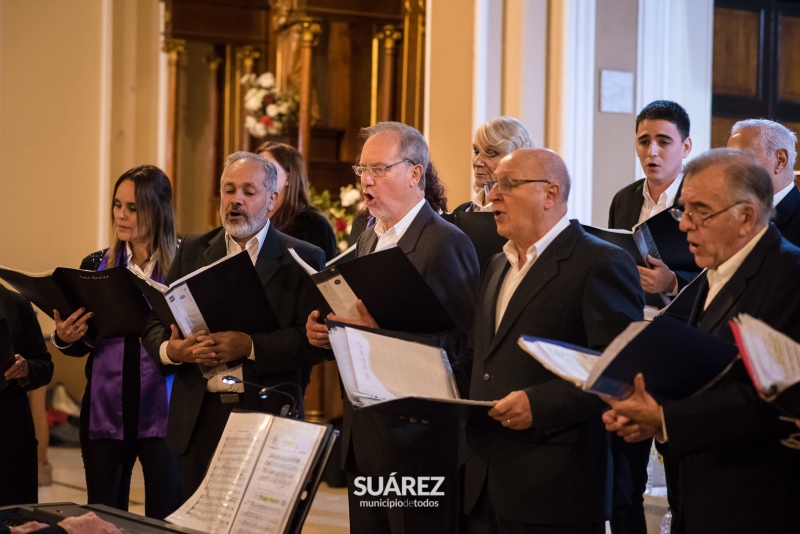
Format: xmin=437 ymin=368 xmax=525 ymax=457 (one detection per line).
xmin=143 ymin=151 xmax=327 ymax=497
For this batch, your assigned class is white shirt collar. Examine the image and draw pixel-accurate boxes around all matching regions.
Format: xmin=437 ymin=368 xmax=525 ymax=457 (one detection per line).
xmin=642 ymin=173 xmax=683 ymax=209
xmin=225 ymin=219 xmax=270 ymax=265
xmin=125 ymin=242 xmax=158 ymax=277
xmin=501 ymin=214 xmax=571 ymax=270
xmin=773 ymin=182 xmax=795 ymax=207
xmin=374 ymin=197 xmax=426 ymax=251
xmin=704 ymin=224 xmax=768 ymax=309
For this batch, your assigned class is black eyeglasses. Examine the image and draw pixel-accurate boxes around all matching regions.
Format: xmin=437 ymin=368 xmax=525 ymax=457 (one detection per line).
xmin=483 ymin=178 xmax=550 ymax=196
xmin=669 ymin=201 xmax=746 ymax=227
xmin=352 ymin=160 xmax=413 ymax=178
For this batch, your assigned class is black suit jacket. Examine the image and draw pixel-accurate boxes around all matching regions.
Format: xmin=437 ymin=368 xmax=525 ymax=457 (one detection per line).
xmin=457 ymin=220 xmax=644 ymax=524
xmin=341 ymin=202 xmax=480 ymax=475
xmin=661 ymin=224 xmax=800 ymax=534
xmin=774 ymin=184 xmax=800 ymax=246
xmin=142 ymin=224 xmax=327 ymax=454
xmin=0 ymin=286 xmax=53 ymax=506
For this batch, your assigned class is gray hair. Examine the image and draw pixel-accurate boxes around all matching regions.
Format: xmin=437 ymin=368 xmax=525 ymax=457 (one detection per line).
xmin=731 ymin=119 xmax=797 ymax=175
xmin=474 ymin=116 xmax=534 ymax=155
xmin=360 ymin=122 xmax=429 ymax=190
xmin=221 ymin=151 xmax=278 ymax=194
xmin=684 ymin=148 xmax=774 ymax=226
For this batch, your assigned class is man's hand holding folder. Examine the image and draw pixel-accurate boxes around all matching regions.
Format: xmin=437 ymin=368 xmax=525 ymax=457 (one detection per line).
xmin=307 ymin=299 xmax=378 ymax=349
xmin=602 ymin=373 xmax=664 ymax=443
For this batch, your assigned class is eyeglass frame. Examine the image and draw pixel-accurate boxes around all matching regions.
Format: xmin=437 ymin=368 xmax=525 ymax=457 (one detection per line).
xmin=668 ymin=200 xmax=746 ymax=227
xmin=483 ymin=178 xmax=550 ymax=197
xmin=352 ymin=159 xmax=414 ymax=178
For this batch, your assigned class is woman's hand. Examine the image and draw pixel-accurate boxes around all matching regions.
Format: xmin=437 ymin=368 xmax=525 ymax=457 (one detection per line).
xmin=54 ymin=308 xmax=93 ymax=344
xmin=4 ymin=354 xmax=29 ymax=380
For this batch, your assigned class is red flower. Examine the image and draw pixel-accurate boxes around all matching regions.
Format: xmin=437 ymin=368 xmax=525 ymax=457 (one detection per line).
xmin=264 ymin=94 xmax=275 ymax=105
xmin=260 ymin=116 xmax=273 ymax=126
xmin=335 ymin=218 xmax=347 ymax=232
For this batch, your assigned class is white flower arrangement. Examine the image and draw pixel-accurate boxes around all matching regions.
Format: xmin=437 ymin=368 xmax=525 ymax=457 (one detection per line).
xmin=241 ymin=72 xmax=299 ymax=137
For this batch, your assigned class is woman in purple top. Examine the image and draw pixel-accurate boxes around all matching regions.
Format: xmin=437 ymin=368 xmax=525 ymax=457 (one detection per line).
xmin=51 ymin=165 xmax=181 ymax=519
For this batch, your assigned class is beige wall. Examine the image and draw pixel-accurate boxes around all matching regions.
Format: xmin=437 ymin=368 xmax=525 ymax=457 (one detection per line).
xmin=592 ymin=0 xmax=639 ymax=226
xmin=425 ymin=0 xmax=476 ymax=208
xmin=0 ymin=0 xmax=162 ymax=392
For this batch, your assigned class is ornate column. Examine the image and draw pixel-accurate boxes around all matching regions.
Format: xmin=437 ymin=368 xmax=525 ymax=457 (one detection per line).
xmin=401 ymin=0 xmax=426 ymax=129
xmin=206 ymin=54 xmax=222 ymax=228
xmin=162 ymin=38 xmax=186 ymax=198
xmin=237 ymin=45 xmax=261 ymax=152
xmin=292 ymin=19 xmax=322 ymax=166
xmin=376 ymin=25 xmax=403 ymax=123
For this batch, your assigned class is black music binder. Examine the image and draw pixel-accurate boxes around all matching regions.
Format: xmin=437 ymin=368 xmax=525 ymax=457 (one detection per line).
xmin=0 ymin=264 xmax=151 ymax=340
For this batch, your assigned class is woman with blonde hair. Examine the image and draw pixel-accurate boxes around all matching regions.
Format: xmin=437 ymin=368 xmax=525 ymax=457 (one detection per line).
xmin=453 ymin=116 xmax=534 ymax=213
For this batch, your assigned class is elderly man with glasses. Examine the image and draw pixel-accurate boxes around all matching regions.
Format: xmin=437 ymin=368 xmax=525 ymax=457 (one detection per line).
xmin=454 ymin=148 xmax=644 ymax=534
xmin=306 ymin=121 xmax=480 ymax=534
xmin=604 ymin=148 xmax=800 ymax=534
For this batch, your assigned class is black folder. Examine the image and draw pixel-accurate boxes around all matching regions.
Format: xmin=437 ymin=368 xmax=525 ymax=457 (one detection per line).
xmin=309 ymin=247 xmax=455 ymax=334
xmin=441 ymin=210 xmax=506 ymax=272
xmin=581 ymin=224 xmax=656 ymax=268
xmin=0 ymin=265 xmax=151 ymax=340
xmin=522 ymin=315 xmax=739 ymax=402
xmin=642 ymin=208 xmax=697 ymax=272
xmin=133 ymin=251 xmax=279 ymax=336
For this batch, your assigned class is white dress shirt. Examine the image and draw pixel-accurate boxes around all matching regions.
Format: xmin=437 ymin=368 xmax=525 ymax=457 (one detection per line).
xmin=495 ymin=215 xmax=570 ymax=330
xmin=638 ymin=174 xmax=684 ymax=225
xmin=773 ymin=182 xmax=795 ymax=207
xmin=374 ymin=197 xmax=427 ymax=252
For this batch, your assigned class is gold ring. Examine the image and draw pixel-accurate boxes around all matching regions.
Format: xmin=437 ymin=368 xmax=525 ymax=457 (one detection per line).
xmin=507 ymin=419 xmax=511 ymax=426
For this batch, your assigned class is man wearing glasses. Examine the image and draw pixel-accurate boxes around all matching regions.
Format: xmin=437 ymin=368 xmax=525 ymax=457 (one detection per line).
xmin=604 ymin=148 xmax=800 ymax=534
xmin=306 ymin=121 xmax=480 ymax=534
xmin=455 ymin=148 xmax=643 ymax=533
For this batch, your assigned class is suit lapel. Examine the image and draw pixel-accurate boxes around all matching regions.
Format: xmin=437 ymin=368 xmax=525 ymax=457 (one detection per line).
xmin=202 ymin=230 xmax=227 ymax=265
xmin=254 ymin=224 xmax=283 ymax=287
xmin=774 ymin=186 xmax=800 ymax=227
xmin=396 ymin=202 xmax=434 ymax=256
xmin=697 ymin=226 xmax=781 ymax=332
xmin=486 ymin=222 xmax=580 ymax=355
xmin=620 ymin=182 xmax=645 ymax=229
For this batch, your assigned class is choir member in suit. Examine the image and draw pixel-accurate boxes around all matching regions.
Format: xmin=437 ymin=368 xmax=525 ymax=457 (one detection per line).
xmin=51 ymin=165 xmax=181 ymax=519
xmin=307 ymin=122 xmax=480 ymax=534
xmin=606 ymin=100 xmax=694 ymax=534
xmin=142 ymin=152 xmax=327 ymax=498
xmin=255 ymin=141 xmax=338 ymax=261
xmin=0 ymin=286 xmax=53 ymax=506
xmin=456 ymin=148 xmax=644 ymax=534
xmin=727 ymin=118 xmax=800 ymax=245
xmin=604 ymin=148 xmax=800 ymax=534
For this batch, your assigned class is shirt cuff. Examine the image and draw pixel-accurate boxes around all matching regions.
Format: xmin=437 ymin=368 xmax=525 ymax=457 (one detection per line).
xmin=666 ymin=273 xmax=679 ymax=297
xmin=160 ymin=340 xmax=181 ymax=365
xmin=656 ymin=405 xmax=669 ymax=443
xmin=248 ymin=341 xmax=255 ymax=361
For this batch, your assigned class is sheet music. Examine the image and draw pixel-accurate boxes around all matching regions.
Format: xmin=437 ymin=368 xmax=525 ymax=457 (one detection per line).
xmin=517 ymin=338 xmax=597 ymax=387
xmin=328 ymin=326 xmax=367 ymax=404
xmin=165 ymin=283 xmax=209 ymax=336
xmin=167 ymin=413 xmax=273 ymax=534
xmin=229 ymin=418 xmax=326 ymax=534
xmin=344 ymin=328 xmax=455 ymax=400
xmin=734 ymin=314 xmax=800 ymax=394
xmin=289 ymin=248 xmax=360 ymax=320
